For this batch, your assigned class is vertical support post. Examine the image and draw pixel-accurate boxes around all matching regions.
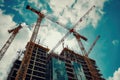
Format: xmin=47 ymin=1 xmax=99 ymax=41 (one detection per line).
xmin=15 ymin=17 xmax=43 ymax=80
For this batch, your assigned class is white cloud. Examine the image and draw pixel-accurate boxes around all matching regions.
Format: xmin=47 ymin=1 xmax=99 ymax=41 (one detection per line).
xmin=28 ymin=0 xmax=42 ymax=8
xmin=28 ymin=0 xmax=38 ymax=4
xmin=108 ymin=68 xmax=120 ymax=80
xmin=35 ymin=19 xmax=83 ymax=54
xmin=48 ymin=0 xmax=107 ymax=29
xmin=112 ymin=40 xmax=119 ymax=46
xmin=49 ymin=0 xmax=74 ymax=16
xmin=65 ymin=37 xmax=81 ymax=53
xmin=0 ymin=9 xmax=31 ymax=80
xmin=36 ymin=21 xmax=64 ymax=53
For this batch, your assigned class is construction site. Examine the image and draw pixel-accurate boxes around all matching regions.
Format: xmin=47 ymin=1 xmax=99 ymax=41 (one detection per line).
xmin=0 ymin=4 xmax=105 ymax=80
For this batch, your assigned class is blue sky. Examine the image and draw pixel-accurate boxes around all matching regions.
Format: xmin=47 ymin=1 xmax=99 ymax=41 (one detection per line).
xmin=0 ymin=0 xmax=120 ymax=80
xmin=96 ymin=0 xmax=120 ymax=78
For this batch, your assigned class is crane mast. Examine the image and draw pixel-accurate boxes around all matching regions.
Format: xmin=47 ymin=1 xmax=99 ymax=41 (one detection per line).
xmin=15 ymin=5 xmax=44 ymax=80
xmin=73 ymin=34 xmax=100 ymax=79
xmin=0 ymin=24 xmax=22 ymax=60
xmin=83 ymin=35 xmax=100 ymax=80
xmin=73 ymin=31 xmax=87 ymax=56
xmin=26 ymin=5 xmax=44 ymax=42
xmin=73 ymin=33 xmax=100 ymax=80
xmin=30 ymin=17 xmax=43 ymax=42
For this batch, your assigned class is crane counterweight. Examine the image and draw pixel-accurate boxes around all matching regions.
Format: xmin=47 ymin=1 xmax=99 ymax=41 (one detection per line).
xmin=26 ymin=5 xmax=45 ymax=18
xmin=8 ymin=25 xmax=22 ymax=34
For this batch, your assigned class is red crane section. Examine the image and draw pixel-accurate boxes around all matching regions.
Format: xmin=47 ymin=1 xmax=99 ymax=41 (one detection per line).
xmin=0 ymin=24 xmax=22 ymax=60
xmin=26 ymin=5 xmax=45 ymax=42
xmin=73 ymin=31 xmax=87 ymax=56
xmin=15 ymin=5 xmax=45 ymax=80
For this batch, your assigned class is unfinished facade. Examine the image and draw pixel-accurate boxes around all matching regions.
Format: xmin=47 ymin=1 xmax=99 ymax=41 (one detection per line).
xmin=7 ymin=42 xmax=49 ymax=80
xmin=7 ymin=43 xmax=104 ymax=80
xmin=47 ymin=48 xmax=104 ymax=80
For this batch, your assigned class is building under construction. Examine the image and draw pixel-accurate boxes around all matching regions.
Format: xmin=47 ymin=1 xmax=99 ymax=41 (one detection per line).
xmin=0 ymin=4 xmax=105 ymax=80
xmin=7 ymin=42 xmax=49 ymax=80
xmin=7 ymin=42 xmax=104 ymax=80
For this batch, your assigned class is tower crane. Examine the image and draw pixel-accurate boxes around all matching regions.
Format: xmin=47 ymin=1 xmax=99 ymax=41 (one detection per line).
xmin=49 ymin=5 xmax=95 ymax=53
xmin=15 ymin=5 xmax=50 ymax=80
xmin=0 ymin=24 xmax=22 ymax=61
xmin=48 ymin=5 xmax=99 ymax=79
